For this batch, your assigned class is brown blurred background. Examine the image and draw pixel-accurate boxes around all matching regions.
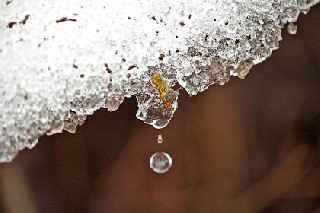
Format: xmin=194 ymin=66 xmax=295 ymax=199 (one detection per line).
xmin=0 ymin=5 xmax=320 ymax=213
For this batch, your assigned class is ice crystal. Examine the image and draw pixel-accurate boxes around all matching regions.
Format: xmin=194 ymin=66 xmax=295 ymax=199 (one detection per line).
xmin=287 ymin=22 xmax=298 ymax=34
xmin=0 ymin=0 xmax=319 ymax=162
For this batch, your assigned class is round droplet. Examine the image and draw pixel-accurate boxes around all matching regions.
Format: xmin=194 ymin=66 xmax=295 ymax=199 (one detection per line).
xmin=287 ymin=23 xmax=297 ymax=35
xmin=157 ymin=134 xmax=163 ymax=143
xmin=150 ymin=152 xmax=172 ymax=174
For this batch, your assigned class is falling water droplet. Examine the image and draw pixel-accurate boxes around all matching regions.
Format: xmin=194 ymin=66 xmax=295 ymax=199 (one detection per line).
xmin=157 ymin=134 xmax=163 ymax=143
xmin=150 ymin=152 xmax=172 ymax=174
xmin=287 ymin=23 xmax=297 ymax=34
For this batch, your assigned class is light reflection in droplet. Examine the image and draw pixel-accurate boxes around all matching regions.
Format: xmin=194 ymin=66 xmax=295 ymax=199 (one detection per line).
xmin=150 ymin=152 xmax=172 ymax=174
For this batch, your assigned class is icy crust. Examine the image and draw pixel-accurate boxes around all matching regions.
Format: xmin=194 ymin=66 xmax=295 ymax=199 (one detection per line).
xmin=0 ymin=0 xmax=319 ymax=162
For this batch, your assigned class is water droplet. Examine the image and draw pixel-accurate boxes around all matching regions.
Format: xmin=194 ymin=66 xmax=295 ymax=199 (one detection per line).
xmin=157 ymin=134 xmax=163 ymax=143
xmin=150 ymin=152 xmax=172 ymax=174
xmin=287 ymin=23 xmax=297 ymax=35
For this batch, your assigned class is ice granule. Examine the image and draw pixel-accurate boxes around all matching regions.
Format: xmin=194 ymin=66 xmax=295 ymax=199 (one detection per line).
xmin=0 ymin=0 xmax=319 ymax=162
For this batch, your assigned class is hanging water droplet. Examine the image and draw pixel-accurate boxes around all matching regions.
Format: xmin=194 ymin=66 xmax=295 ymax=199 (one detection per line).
xmin=150 ymin=152 xmax=172 ymax=174
xmin=287 ymin=23 xmax=297 ymax=34
xmin=157 ymin=134 xmax=163 ymax=143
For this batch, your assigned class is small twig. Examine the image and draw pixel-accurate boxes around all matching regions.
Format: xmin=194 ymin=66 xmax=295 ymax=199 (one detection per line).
xmin=56 ymin=17 xmax=77 ymax=23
